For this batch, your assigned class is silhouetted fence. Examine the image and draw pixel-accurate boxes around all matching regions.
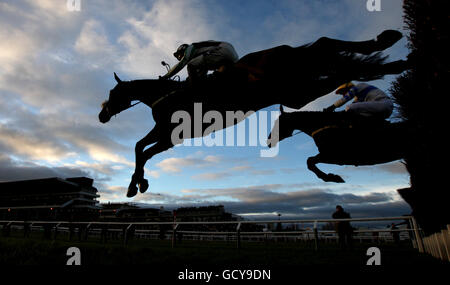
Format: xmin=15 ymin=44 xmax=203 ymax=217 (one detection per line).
xmin=1 ymin=216 xmax=427 ymax=252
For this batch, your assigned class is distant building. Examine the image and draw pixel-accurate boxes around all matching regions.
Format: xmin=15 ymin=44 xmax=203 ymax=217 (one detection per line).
xmin=99 ymin=202 xmax=172 ymax=222
xmin=174 ymin=205 xmax=235 ymax=222
xmin=0 ymin=177 xmax=245 ymax=226
xmin=0 ymin=177 xmax=100 ymax=221
xmin=98 ymin=204 xmax=239 ymax=223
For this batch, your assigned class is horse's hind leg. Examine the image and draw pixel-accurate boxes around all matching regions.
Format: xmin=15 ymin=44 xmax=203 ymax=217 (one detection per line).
xmin=307 ymin=154 xmax=345 ymax=183
xmin=309 ymin=30 xmax=402 ymax=54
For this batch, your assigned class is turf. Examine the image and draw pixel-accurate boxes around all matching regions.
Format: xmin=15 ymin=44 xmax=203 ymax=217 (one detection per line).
xmin=0 ymin=232 xmax=441 ymax=267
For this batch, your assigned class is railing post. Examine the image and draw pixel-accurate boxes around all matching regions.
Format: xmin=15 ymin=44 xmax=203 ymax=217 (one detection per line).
xmin=172 ymin=224 xmax=179 ymax=248
xmin=84 ymin=223 xmax=91 ymax=241
xmin=24 ymin=221 xmax=30 ymax=238
xmin=101 ymin=224 xmax=108 ymax=244
xmin=77 ymin=223 xmax=82 ymax=241
xmin=43 ymin=222 xmax=52 ymax=240
xmin=54 ymin=223 xmax=60 ymax=240
xmin=3 ymin=222 xmax=12 ymax=237
xmin=123 ymin=224 xmax=133 ymax=245
xmin=313 ymin=220 xmax=318 ymax=251
xmin=411 ymin=216 xmax=424 ymax=253
xmin=407 ymin=218 xmax=417 ymax=249
xmin=236 ymin=222 xmax=242 ymax=249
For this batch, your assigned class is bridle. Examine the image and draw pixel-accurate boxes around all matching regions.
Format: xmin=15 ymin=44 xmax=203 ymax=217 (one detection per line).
xmin=103 ymin=61 xmax=180 ymax=117
xmin=103 ymin=98 xmax=140 ymax=118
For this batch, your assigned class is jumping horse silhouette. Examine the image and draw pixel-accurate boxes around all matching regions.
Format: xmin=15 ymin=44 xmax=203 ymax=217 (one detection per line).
xmin=98 ymin=30 xmax=408 ymax=197
xmin=267 ymin=108 xmax=410 ymax=183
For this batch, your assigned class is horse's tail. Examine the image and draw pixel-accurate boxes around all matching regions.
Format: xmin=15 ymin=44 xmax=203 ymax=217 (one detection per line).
xmin=337 ymin=51 xmax=389 ymax=82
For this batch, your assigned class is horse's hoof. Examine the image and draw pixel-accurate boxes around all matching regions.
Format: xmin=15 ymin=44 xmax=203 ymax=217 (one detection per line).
xmin=127 ymin=183 xmax=138 ymax=198
xmin=138 ymin=179 xmax=149 ymax=193
xmin=326 ymin=174 xmax=345 ymax=183
xmin=376 ymin=30 xmax=402 ymax=50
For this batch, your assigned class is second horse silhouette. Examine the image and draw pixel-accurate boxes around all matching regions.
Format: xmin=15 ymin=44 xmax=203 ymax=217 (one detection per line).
xmin=267 ymin=107 xmax=410 ymax=183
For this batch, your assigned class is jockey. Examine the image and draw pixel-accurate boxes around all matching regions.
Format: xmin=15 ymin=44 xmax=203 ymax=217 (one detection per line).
xmin=161 ymin=41 xmax=239 ymax=82
xmin=323 ymin=82 xmax=393 ymax=119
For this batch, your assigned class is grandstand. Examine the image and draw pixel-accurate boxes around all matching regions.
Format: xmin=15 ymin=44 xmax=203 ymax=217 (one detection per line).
xmin=0 ymin=177 xmax=100 ymax=221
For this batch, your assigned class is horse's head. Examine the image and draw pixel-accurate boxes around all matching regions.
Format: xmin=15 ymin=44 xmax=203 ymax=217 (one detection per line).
xmin=267 ymin=106 xmax=296 ymax=148
xmin=99 ymin=73 xmax=135 ymax=123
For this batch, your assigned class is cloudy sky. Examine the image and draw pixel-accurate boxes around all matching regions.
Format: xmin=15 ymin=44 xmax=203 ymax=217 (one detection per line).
xmin=0 ymin=0 xmax=412 ymax=220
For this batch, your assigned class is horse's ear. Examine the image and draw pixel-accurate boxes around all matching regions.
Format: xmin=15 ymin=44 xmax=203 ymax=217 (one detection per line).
xmin=279 ymin=105 xmax=285 ymax=114
xmin=114 ymin=72 xmax=122 ymax=83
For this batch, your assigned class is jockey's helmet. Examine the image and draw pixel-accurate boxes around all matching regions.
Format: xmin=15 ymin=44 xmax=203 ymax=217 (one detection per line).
xmin=174 ymin=44 xmax=189 ymax=61
xmin=335 ymin=82 xmax=355 ymax=95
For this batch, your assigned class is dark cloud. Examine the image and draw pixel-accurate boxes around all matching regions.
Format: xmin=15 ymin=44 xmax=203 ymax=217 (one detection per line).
xmin=0 ymin=154 xmax=89 ymax=182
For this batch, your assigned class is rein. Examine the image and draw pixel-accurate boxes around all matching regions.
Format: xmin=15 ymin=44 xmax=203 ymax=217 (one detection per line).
xmin=124 ymin=92 xmax=171 ymax=112
xmin=151 ymin=93 xmax=170 ymax=108
xmin=311 ymin=125 xmax=339 ymax=138
xmin=118 ymin=101 xmax=140 ymax=114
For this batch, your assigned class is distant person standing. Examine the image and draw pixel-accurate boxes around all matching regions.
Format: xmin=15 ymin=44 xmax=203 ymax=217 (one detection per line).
xmin=332 ymin=205 xmax=353 ymax=249
xmin=390 ymin=223 xmax=400 ymax=244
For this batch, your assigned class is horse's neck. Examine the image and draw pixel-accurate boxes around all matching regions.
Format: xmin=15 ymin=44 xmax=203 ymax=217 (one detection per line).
xmin=127 ymin=79 xmax=180 ymax=103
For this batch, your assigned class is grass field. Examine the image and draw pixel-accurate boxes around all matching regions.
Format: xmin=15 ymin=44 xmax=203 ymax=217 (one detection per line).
xmin=0 ymin=230 xmax=442 ymax=267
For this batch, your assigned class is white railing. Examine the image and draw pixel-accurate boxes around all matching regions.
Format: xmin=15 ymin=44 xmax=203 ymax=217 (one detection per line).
xmin=0 ymin=216 xmax=425 ymax=252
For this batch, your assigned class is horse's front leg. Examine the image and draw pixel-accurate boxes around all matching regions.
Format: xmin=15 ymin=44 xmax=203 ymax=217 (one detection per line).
xmin=307 ymin=154 xmax=345 ymax=183
xmin=127 ymin=138 xmax=174 ymax=198
xmin=127 ymin=128 xmax=159 ymax=197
